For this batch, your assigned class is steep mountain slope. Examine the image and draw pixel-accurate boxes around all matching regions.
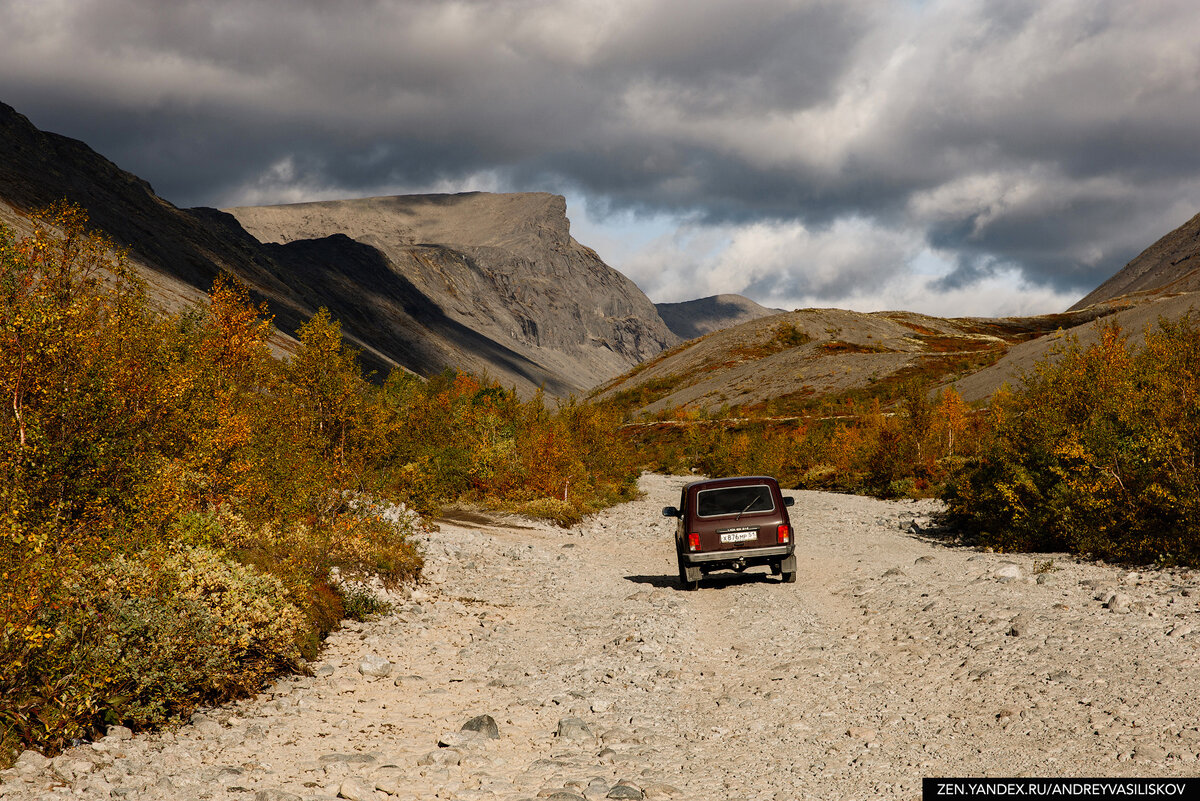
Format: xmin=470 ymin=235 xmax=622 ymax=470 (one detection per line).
xmin=1070 ymin=210 xmax=1200 ymax=309
xmin=0 ymin=102 xmax=307 ymax=327
xmin=226 ymin=193 xmax=677 ymax=393
xmin=654 ymin=294 xmax=785 ymax=340
xmin=0 ymin=101 xmax=675 ymax=396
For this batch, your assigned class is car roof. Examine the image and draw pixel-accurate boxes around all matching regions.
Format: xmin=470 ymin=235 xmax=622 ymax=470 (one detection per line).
xmin=682 ymin=475 xmax=779 ymax=493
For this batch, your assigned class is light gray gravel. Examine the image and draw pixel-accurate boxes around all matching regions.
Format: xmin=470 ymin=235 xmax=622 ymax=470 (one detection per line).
xmin=4 ymin=473 xmax=1199 ymax=801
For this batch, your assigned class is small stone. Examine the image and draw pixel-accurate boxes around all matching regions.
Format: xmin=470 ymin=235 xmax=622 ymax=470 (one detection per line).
xmin=847 ymin=726 xmax=877 ymax=742
xmin=255 ymin=791 xmax=303 ymax=801
xmin=1168 ymin=624 xmax=1194 ymax=637
xmin=375 ymin=776 xmax=402 ymax=795
xmin=1133 ymin=743 xmax=1167 ymax=763
xmin=600 ymin=727 xmax=639 ymax=744
xmin=597 ymin=747 xmax=618 ymax=764
xmin=106 ymin=725 xmax=133 ymax=740
xmin=1007 ymin=613 xmax=1032 ymax=637
xmin=313 ymin=664 xmax=336 ymax=678
xmin=13 ymin=750 xmax=50 ymax=774
xmin=461 ymin=714 xmax=500 ymax=739
xmin=641 ymin=784 xmax=683 ymax=799
xmin=438 ymin=730 xmax=485 ymax=748
xmin=357 ymin=654 xmax=393 ymax=677
xmin=994 ymin=563 xmax=1022 ymax=582
xmin=556 ymin=717 xmax=594 ymax=741
xmin=338 ymin=776 xmax=375 ymax=800
xmin=608 ymin=785 xmax=644 ymax=799
xmin=1104 ymin=593 xmax=1132 ymax=614
xmin=416 ymin=749 xmax=461 ymax=766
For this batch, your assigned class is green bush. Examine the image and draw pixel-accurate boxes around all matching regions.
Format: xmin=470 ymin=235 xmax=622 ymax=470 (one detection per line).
xmin=1 ymin=546 xmax=305 ymax=757
xmin=944 ymin=317 xmax=1200 ymax=564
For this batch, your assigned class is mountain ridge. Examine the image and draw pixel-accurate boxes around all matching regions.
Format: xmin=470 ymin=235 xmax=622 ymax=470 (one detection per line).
xmin=0 ymin=101 xmax=677 ymax=396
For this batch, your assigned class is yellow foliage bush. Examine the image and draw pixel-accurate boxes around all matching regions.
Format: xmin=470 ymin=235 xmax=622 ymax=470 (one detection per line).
xmin=945 ymin=318 xmax=1200 ymax=564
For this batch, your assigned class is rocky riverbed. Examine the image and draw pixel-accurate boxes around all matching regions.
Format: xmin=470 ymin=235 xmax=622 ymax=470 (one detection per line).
xmin=4 ymin=473 xmax=1200 ymax=801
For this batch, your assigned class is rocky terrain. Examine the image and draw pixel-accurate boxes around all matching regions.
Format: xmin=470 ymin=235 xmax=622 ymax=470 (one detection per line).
xmin=5 ymin=473 xmax=1198 ymax=801
xmin=654 ymin=295 xmax=784 ymax=342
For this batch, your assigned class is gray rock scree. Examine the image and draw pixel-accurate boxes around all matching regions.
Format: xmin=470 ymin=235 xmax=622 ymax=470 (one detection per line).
xmin=3 ymin=474 xmax=1200 ymax=800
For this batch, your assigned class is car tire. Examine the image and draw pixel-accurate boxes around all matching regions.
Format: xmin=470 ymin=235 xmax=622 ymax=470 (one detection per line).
xmin=770 ymin=561 xmax=782 ymax=575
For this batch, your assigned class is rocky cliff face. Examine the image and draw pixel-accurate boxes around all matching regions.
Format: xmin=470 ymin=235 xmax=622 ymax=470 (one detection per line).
xmin=226 ymin=193 xmax=678 ymax=393
xmin=0 ymin=101 xmax=675 ymax=396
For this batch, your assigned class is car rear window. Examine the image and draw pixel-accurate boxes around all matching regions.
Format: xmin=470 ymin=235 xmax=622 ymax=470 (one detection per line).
xmin=696 ymin=484 xmax=775 ymax=518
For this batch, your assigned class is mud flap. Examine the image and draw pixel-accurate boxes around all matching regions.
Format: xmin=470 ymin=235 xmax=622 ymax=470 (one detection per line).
xmin=780 ymin=554 xmax=797 ymax=574
xmin=683 ymin=564 xmax=702 ymax=583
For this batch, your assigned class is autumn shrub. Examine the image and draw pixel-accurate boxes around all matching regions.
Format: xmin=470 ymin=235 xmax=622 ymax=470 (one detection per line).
xmin=372 ymin=371 xmax=640 ymax=524
xmin=0 ymin=545 xmax=305 ymax=758
xmin=0 ymin=206 xmax=422 ymax=763
xmin=945 ymin=318 xmax=1200 ymax=564
xmin=621 ymin=384 xmax=980 ymax=498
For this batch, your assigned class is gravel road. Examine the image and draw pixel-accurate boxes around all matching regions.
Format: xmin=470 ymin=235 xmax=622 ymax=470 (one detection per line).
xmin=5 ymin=473 xmax=1200 ymax=801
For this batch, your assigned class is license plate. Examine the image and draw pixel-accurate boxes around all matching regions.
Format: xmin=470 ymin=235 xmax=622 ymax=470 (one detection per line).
xmin=719 ymin=529 xmax=758 ymax=543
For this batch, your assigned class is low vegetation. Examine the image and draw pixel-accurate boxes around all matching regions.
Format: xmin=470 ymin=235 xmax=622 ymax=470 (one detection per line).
xmin=945 ymin=318 xmax=1200 ymax=564
xmin=621 ymin=383 xmax=981 ymax=498
xmin=0 ymin=205 xmax=639 ymax=763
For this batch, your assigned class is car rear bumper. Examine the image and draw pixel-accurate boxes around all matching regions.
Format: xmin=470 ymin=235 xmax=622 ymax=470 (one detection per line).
xmin=682 ymin=544 xmax=793 ymax=565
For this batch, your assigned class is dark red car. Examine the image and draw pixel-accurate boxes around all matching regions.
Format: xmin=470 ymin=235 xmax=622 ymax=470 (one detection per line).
xmin=662 ymin=476 xmax=796 ymax=590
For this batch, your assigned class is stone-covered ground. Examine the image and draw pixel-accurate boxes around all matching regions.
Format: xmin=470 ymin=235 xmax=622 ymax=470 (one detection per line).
xmin=4 ymin=474 xmax=1199 ymax=801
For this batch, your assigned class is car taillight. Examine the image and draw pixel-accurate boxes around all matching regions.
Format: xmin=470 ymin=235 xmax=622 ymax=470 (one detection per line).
xmin=688 ymin=532 xmax=701 ymax=551
xmin=777 ymin=525 xmax=790 ymax=544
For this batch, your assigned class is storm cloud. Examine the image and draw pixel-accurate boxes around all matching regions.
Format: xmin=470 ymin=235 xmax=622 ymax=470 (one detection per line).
xmin=3 ymin=0 xmax=1200 ymax=315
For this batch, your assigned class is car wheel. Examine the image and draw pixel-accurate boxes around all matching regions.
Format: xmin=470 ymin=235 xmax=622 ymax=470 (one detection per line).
xmin=770 ymin=561 xmax=782 ymax=575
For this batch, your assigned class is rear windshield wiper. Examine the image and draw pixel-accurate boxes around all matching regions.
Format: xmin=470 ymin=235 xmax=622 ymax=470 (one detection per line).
xmin=736 ymin=495 xmax=762 ymax=520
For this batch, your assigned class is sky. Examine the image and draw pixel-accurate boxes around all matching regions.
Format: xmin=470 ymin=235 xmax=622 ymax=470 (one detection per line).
xmin=4 ymin=0 xmax=1200 ymax=317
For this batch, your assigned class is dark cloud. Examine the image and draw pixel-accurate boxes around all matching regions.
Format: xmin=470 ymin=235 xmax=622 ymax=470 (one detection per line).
xmin=3 ymin=0 xmax=1200 ymax=311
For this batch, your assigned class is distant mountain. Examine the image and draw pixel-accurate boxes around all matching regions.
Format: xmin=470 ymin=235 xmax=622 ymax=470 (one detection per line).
xmin=0 ymin=101 xmax=677 ymax=396
xmin=226 ymin=194 xmax=677 ymax=395
xmin=654 ymin=294 xmax=784 ymax=340
xmin=1071 ymin=211 xmax=1200 ymax=309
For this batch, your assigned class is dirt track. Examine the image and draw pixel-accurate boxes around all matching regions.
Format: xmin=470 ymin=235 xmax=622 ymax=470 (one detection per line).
xmin=4 ymin=474 xmax=1200 ymax=801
